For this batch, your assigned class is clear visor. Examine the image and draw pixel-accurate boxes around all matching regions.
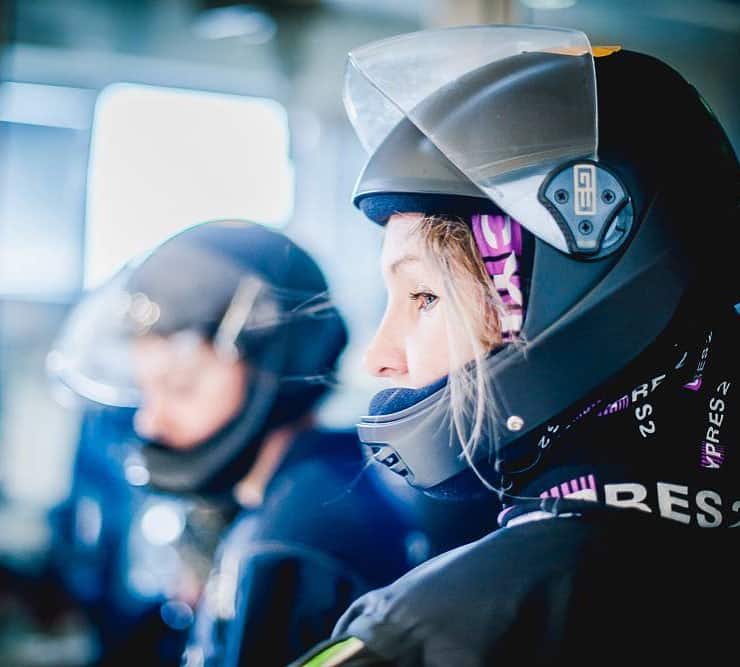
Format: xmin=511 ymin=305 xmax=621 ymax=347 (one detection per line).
xmin=344 ymin=25 xmax=599 ymax=251
xmin=47 ymin=249 xmax=334 ymax=408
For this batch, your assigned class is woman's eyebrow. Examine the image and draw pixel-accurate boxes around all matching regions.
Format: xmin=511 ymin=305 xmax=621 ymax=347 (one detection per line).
xmin=388 ymin=254 xmax=421 ymax=275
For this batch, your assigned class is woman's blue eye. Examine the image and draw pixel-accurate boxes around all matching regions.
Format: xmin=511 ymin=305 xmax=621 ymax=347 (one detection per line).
xmin=409 ymin=291 xmax=439 ymax=312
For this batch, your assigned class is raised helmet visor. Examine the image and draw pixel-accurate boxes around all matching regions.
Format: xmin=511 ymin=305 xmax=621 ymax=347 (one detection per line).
xmin=343 ymin=24 xmax=599 ymax=254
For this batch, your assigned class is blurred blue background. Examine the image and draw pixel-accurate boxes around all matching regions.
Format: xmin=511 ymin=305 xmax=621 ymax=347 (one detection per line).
xmin=0 ymin=1 xmax=737 ymax=665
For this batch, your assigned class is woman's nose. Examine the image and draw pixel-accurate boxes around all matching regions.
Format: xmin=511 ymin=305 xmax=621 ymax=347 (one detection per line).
xmin=363 ymin=313 xmax=408 ymax=379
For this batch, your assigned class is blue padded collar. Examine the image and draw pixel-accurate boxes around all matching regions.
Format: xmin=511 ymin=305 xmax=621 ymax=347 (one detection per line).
xmin=368 ymin=376 xmax=448 ymax=416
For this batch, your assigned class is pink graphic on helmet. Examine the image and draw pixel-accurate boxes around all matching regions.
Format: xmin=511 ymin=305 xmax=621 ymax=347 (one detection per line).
xmin=471 ymin=214 xmax=524 ymax=337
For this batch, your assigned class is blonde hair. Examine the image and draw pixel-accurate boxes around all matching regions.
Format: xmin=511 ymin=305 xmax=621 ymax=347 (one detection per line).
xmin=412 ymin=214 xmax=517 ymax=488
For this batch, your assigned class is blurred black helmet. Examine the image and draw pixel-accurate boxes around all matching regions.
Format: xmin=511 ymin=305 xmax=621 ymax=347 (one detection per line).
xmin=48 ymin=220 xmax=348 ymax=496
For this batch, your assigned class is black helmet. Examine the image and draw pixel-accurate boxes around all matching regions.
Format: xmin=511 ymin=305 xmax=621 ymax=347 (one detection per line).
xmin=47 ymin=219 xmax=348 ymax=496
xmin=344 ymin=25 xmax=738 ymax=491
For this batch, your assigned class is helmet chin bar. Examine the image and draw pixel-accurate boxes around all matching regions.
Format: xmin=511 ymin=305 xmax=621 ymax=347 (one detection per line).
xmin=358 ymin=379 xmax=464 ymax=488
xmin=142 ymin=361 xmax=283 ymax=497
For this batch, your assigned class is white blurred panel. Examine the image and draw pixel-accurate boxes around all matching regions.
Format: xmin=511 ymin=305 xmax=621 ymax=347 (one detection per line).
xmin=85 ymin=84 xmax=294 ymax=288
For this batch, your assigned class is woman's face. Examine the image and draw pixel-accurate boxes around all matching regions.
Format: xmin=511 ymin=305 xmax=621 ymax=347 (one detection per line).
xmin=364 ymin=213 xmax=479 ymax=389
xmin=132 ymin=333 xmax=247 ymax=450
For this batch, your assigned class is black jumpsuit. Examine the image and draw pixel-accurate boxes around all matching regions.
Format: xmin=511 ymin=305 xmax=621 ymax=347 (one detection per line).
xmin=291 ymin=305 xmax=740 ymax=666
xmin=297 ymin=505 xmax=738 ymax=666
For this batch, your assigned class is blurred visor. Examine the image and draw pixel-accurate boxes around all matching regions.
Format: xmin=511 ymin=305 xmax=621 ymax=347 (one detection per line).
xmin=47 ymin=266 xmax=145 ymax=408
xmin=45 ymin=243 xmax=304 ymax=408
